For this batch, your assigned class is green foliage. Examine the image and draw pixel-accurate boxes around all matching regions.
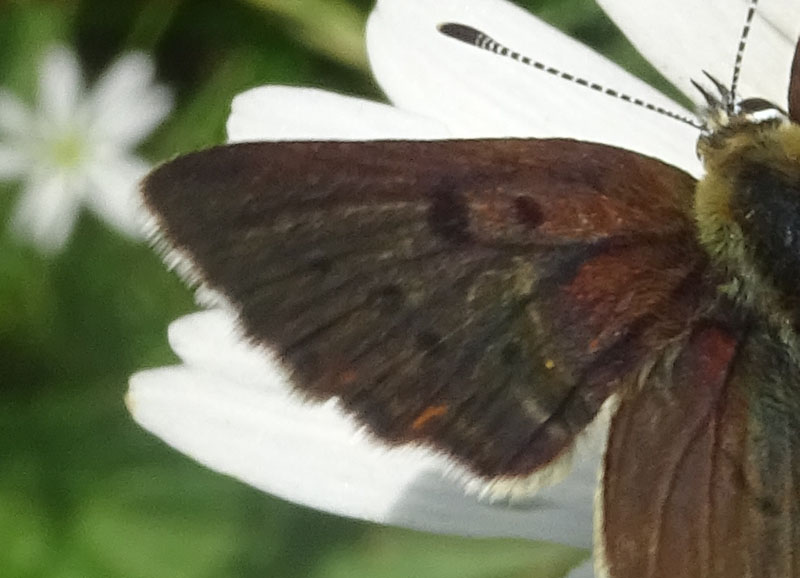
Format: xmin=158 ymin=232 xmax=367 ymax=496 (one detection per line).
xmin=0 ymin=1 xmax=660 ymax=576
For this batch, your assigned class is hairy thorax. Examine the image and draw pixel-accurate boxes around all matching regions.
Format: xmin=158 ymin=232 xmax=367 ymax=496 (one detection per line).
xmin=696 ymin=118 xmax=800 ymax=344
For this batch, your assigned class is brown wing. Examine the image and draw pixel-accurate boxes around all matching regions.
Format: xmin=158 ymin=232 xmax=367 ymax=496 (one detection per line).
xmin=142 ymin=138 xmax=713 ymax=483
xmin=788 ymin=36 xmax=800 ymax=122
xmin=602 ymin=324 xmax=800 ymax=578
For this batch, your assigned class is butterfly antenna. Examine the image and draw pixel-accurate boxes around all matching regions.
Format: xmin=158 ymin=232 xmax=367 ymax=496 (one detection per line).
xmin=438 ymin=22 xmax=703 ymax=130
xmin=729 ymin=0 xmax=759 ymax=108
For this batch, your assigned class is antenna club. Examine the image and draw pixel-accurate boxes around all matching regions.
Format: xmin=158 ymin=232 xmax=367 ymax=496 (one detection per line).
xmin=438 ymin=22 xmax=482 ymax=45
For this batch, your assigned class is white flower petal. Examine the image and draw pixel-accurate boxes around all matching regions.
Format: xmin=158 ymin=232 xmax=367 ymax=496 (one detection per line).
xmin=0 ymin=90 xmax=33 ymax=137
xmin=366 ymin=0 xmax=701 ymax=176
xmin=227 ymin=86 xmax=448 ymax=143
xmin=128 ymin=358 xmax=599 ymax=548
xmin=84 ymin=155 xmax=149 ymax=239
xmin=0 ymin=145 xmax=31 ymax=180
xmin=10 ymin=172 xmax=81 ymax=253
xmin=91 ymin=52 xmax=157 ymax=106
xmin=167 ymin=310 xmax=290 ymax=389
xmin=87 ymin=52 xmax=173 ymax=147
xmin=37 ymin=46 xmax=83 ymax=127
xmin=92 ymin=86 xmax=172 ymax=148
xmin=598 ymin=0 xmax=800 ymax=108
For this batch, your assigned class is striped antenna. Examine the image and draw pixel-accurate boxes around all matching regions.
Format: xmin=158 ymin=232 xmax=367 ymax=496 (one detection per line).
xmin=729 ymin=0 xmax=759 ymax=108
xmin=438 ymin=22 xmax=703 ymax=130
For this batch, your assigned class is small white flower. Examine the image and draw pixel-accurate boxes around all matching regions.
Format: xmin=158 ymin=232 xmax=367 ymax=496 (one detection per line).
xmin=0 ymin=45 xmax=172 ymax=253
xmin=128 ymin=1 xmax=800 ymax=577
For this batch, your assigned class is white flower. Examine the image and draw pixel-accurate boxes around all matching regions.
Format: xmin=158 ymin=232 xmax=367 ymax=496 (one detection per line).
xmin=127 ymin=1 xmax=800 ymax=577
xmin=0 ymin=46 xmax=172 ymax=253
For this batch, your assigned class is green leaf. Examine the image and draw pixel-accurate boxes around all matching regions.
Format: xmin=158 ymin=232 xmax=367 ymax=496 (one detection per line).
xmin=315 ymin=528 xmax=588 ymax=578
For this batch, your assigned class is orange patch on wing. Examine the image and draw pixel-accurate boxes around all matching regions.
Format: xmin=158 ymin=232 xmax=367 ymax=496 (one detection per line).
xmin=337 ymin=368 xmax=358 ymax=386
xmin=411 ymin=404 xmax=449 ymax=431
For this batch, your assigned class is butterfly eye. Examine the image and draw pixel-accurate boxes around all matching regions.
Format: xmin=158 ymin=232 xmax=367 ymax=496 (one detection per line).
xmin=737 ymin=97 xmax=789 ymax=124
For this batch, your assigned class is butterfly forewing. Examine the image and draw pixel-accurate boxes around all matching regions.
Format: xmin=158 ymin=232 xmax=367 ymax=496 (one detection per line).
xmin=143 ymin=138 xmax=711 ymax=483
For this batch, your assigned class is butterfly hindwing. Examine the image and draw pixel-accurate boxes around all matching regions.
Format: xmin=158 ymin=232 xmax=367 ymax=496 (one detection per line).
xmin=788 ymin=35 xmax=800 ymax=123
xmin=602 ymin=324 xmax=800 ymax=578
xmin=143 ymin=138 xmax=712 ymax=483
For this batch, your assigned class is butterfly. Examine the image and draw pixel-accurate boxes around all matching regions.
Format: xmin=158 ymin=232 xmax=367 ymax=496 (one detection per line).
xmin=140 ymin=4 xmax=800 ymax=578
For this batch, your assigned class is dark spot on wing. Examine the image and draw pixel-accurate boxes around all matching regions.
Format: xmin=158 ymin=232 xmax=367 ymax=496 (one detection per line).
xmin=309 ymin=254 xmax=333 ymax=276
xmin=514 ymin=196 xmax=544 ymax=229
xmin=416 ymin=330 xmax=444 ymax=355
xmin=372 ymin=284 xmax=405 ymax=312
xmin=757 ymin=495 xmax=782 ymax=517
xmin=501 ymin=342 xmax=522 ymax=365
xmin=293 ymin=350 xmax=322 ymax=383
xmin=428 ymin=183 xmax=472 ymax=243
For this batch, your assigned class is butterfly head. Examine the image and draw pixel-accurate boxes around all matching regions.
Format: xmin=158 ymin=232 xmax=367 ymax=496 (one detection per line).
xmin=694 ymin=72 xmax=791 ymax=151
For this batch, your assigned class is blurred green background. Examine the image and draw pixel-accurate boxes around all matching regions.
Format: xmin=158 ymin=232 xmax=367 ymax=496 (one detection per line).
xmin=0 ymin=1 xmax=675 ymax=577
